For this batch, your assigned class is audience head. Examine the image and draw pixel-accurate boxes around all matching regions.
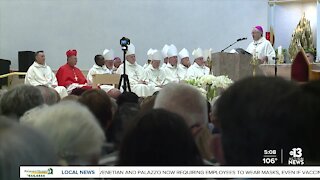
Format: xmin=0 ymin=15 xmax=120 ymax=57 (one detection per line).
xmin=61 ymin=94 xmax=79 ymax=101
xmin=35 ymin=50 xmax=45 ymax=65
xmin=118 ymin=109 xmax=203 ymax=166
xmin=79 ymin=89 xmax=113 ymax=132
xmin=0 ymin=85 xmax=44 ymax=118
xmin=107 ymin=102 xmax=140 ymax=148
xmin=21 ymin=101 xmax=105 ymax=165
xmin=154 ymin=83 xmax=208 ymax=131
xmin=0 ymin=116 xmax=57 ymax=180
xmin=140 ymin=95 xmax=156 ymax=115
xmin=94 ymin=54 xmax=105 ymax=67
xmin=299 ymin=80 xmax=320 ymax=164
xmin=66 ymin=49 xmax=77 ymax=67
xmin=116 ymin=92 xmax=139 ymax=107
xmin=36 ymin=85 xmax=60 ymax=105
xmin=216 ymin=76 xmax=303 ymax=165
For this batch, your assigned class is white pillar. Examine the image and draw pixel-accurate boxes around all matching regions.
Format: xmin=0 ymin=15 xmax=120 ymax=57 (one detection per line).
xmin=268 ymin=2 xmax=275 ymax=31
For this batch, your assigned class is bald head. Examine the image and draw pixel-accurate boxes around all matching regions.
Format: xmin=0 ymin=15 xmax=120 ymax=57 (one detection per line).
xmin=154 ymin=83 xmax=208 ymax=128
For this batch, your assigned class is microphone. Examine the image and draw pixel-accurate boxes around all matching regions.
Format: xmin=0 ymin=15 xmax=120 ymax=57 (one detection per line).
xmin=237 ymin=37 xmax=248 ymax=41
xmin=221 ymin=37 xmax=248 ymax=52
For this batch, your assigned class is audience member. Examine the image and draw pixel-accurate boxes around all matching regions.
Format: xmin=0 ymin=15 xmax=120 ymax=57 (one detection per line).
xmin=215 ymin=76 xmax=304 ymax=165
xmin=0 ymin=116 xmax=57 ymax=180
xmin=117 ymin=109 xmax=204 ymax=166
xmin=116 ymin=92 xmax=139 ymax=106
xmin=79 ymin=89 xmax=113 ymax=135
xmin=21 ymin=101 xmax=105 ymax=165
xmin=154 ymin=83 xmax=213 ymax=161
xmin=0 ymin=85 xmax=44 ymax=118
xmin=36 ymin=85 xmax=61 ymax=105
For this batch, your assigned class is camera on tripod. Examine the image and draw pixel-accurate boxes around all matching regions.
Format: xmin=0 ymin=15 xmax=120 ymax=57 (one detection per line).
xmin=120 ymin=37 xmax=130 ymax=48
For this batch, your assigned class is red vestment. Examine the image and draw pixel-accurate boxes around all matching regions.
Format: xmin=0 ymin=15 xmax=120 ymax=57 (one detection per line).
xmin=56 ymin=63 xmax=87 ymax=87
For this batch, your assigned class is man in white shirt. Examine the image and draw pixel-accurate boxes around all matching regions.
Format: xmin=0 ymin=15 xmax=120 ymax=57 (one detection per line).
xmin=87 ymin=51 xmax=121 ymax=97
xmin=115 ymin=44 xmax=154 ymax=97
xmin=178 ymin=48 xmax=191 ymax=80
xmin=246 ymin=26 xmax=276 ymax=64
xmin=25 ymin=51 xmax=68 ymax=98
xmin=142 ymin=50 xmax=168 ymax=93
xmin=163 ymin=44 xmax=185 ymax=82
xmin=187 ymin=48 xmax=210 ymax=79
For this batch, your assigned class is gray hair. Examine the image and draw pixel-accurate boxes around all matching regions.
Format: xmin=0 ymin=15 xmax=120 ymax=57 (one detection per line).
xmin=21 ymin=101 xmax=105 ymax=165
xmin=0 ymin=116 xmax=57 ymax=180
xmin=0 ymin=89 xmax=8 ymax=115
xmin=0 ymin=85 xmax=44 ymax=118
xmin=36 ymin=85 xmax=60 ymax=105
xmin=154 ymin=83 xmax=208 ymax=127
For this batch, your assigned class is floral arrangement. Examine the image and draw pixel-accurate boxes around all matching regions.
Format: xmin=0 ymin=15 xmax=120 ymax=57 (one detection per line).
xmin=185 ymin=74 xmax=233 ymax=101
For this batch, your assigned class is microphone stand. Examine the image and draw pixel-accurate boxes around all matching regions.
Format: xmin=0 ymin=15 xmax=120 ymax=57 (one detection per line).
xmin=221 ymin=38 xmax=246 ymax=52
xmin=273 ymin=57 xmax=278 ymax=77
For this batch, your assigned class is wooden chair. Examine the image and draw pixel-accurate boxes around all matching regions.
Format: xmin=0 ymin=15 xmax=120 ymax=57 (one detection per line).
xmin=291 ymin=48 xmax=320 ymax=82
xmin=92 ymin=74 xmax=121 ymax=88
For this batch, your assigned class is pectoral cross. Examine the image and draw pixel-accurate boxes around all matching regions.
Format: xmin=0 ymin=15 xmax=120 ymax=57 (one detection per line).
xmin=72 ymin=69 xmax=78 ymax=82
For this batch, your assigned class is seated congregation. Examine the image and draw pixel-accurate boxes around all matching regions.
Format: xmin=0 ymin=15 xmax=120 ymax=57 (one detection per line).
xmin=1 ymin=73 xmax=320 ymax=179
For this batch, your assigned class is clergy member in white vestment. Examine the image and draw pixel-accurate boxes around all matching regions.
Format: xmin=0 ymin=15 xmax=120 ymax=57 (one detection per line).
xmin=142 ymin=50 xmax=168 ymax=93
xmin=115 ymin=44 xmax=154 ymax=97
xmin=143 ymin=48 xmax=153 ymax=69
xmin=161 ymin=44 xmax=169 ymax=69
xmin=246 ymin=26 xmax=276 ymax=64
xmin=163 ymin=44 xmax=185 ymax=82
xmin=87 ymin=50 xmax=116 ymax=93
xmin=178 ymin=48 xmax=191 ymax=80
xmin=187 ymin=48 xmax=210 ymax=79
xmin=25 ymin=51 xmax=68 ymax=98
xmin=104 ymin=49 xmax=116 ymax=74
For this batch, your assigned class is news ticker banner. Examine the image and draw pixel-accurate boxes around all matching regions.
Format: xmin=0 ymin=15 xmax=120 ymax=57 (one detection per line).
xmin=20 ymin=166 xmax=320 ymax=178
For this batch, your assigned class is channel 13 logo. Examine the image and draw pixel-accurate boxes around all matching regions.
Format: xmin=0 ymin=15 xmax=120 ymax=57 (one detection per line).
xmin=288 ymin=148 xmax=304 ymax=165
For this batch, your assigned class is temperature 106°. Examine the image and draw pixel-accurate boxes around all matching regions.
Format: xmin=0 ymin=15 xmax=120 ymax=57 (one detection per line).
xmin=263 ymin=158 xmax=278 ymax=164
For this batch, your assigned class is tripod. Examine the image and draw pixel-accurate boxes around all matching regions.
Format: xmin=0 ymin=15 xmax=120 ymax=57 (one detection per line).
xmin=118 ymin=46 xmax=131 ymax=92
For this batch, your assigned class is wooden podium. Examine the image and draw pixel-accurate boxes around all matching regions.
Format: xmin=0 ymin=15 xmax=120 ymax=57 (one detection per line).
xmin=211 ymin=52 xmax=263 ymax=81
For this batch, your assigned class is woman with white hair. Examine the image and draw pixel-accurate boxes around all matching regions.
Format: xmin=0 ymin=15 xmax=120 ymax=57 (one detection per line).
xmin=21 ymin=101 xmax=105 ymax=165
xmin=0 ymin=116 xmax=57 ymax=180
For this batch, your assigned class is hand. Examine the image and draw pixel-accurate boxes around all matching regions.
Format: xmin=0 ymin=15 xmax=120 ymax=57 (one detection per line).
xmin=259 ymin=56 xmax=268 ymax=64
xmin=139 ymin=80 xmax=147 ymax=84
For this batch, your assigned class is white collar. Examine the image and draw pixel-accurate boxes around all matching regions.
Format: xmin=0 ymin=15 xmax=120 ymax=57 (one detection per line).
xmin=126 ymin=60 xmax=137 ymax=66
xmin=166 ymin=63 xmax=177 ymax=69
xmin=33 ymin=61 xmax=47 ymax=68
xmin=193 ymin=62 xmax=204 ymax=68
xmin=93 ymin=64 xmax=107 ymax=70
xmin=150 ymin=66 xmax=160 ymax=71
xmin=254 ymin=37 xmax=266 ymax=45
